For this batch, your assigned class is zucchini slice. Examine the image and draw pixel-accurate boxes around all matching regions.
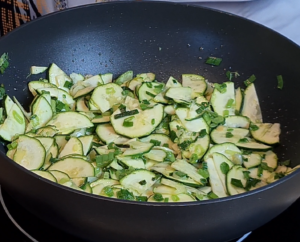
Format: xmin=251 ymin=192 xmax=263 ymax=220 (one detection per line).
xmin=241 ymin=83 xmax=263 ymax=123
xmin=171 ymin=159 xmax=205 ymax=185
xmin=59 ymin=137 xmax=83 ymax=158
xmin=226 ymin=165 xmax=247 ymax=195
xmin=206 ymin=157 xmax=227 ymax=198
xmin=47 ymin=111 xmax=93 ymax=134
xmin=224 ymin=115 xmax=250 ymax=129
xmin=150 ymin=163 xmax=202 ymax=187
xmin=204 ymin=142 xmax=241 ymax=162
xmin=210 ymin=126 xmax=249 ymax=144
xmin=0 ymin=102 xmax=26 ymax=141
xmin=48 ymin=63 xmax=72 ymax=92
xmin=90 ymin=83 xmax=124 ymax=113
xmin=250 ymin=123 xmax=280 ymax=145
xmin=148 ymin=193 xmax=196 ymax=203
xmin=111 ymin=104 xmax=164 ymax=138
xmin=210 ymin=82 xmax=235 ymax=117
xmin=32 ymin=170 xmax=57 ymax=182
xmin=13 ymin=135 xmax=45 ymax=170
xmin=120 ymin=169 xmax=157 ymax=195
xmin=96 ymin=123 xmax=129 ymax=145
xmin=235 ymin=87 xmax=243 ymax=114
xmin=49 ymin=157 xmax=94 ymax=178
xmin=182 ymin=74 xmax=207 ymax=97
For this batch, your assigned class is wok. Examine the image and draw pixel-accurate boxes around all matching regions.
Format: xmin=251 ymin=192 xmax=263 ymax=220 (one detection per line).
xmin=0 ymin=2 xmax=300 ymax=242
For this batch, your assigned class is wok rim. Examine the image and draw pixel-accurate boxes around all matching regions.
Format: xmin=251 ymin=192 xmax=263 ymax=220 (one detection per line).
xmin=0 ymin=0 xmax=300 ymax=207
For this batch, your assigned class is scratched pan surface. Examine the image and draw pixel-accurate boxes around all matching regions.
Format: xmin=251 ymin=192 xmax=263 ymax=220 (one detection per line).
xmin=0 ymin=2 xmax=300 ymax=242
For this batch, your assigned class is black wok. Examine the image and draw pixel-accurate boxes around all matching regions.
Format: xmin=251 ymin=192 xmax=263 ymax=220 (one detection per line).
xmin=0 ymin=2 xmax=300 ymax=242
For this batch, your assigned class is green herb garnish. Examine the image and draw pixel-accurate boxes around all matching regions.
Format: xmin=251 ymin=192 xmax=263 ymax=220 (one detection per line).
xmin=231 ymin=178 xmax=244 ymax=188
xmin=225 ymin=132 xmax=234 ymax=138
xmin=226 ymin=71 xmax=240 ymax=81
xmin=136 ymin=196 xmax=148 ymax=202
xmin=244 ymin=74 xmax=256 ymax=86
xmin=206 ymin=57 xmax=222 ymax=66
xmin=277 ymin=75 xmax=283 ymax=90
xmin=199 ymin=129 xmax=207 ymax=138
xmin=146 ymin=91 xmax=156 ymax=98
xmin=238 ymin=138 xmax=249 ymax=143
xmin=249 ymin=124 xmax=259 ymax=131
xmin=0 ymin=53 xmax=9 ymax=74
xmin=208 ymin=192 xmax=219 ymax=199
xmin=198 ymin=168 xmax=209 ymax=179
xmin=0 ymin=84 xmax=6 ymax=100
xmin=103 ymin=186 xmax=114 ymax=197
xmin=220 ymin=162 xmax=230 ymax=174
xmin=114 ymin=109 xmax=139 ymax=119
xmin=225 ymin=99 xmax=234 ymax=108
xmin=117 ymin=189 xmax=135 ymax=201
xmin=214 ymin=83 xmax=227 ymax=93
xmin=153 ymin=193 xmax=164 ymax=202
xmin=63 ymin=81 xmax=73 ymax=89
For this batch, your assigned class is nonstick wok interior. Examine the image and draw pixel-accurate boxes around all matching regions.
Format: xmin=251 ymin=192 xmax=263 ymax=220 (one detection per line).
xmin=0 ymin=2 xmax=300 ymax=242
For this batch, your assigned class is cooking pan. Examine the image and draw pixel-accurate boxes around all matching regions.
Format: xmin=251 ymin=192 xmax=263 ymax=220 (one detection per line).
xmin=0 ymin=2 xmax=300 ymax=242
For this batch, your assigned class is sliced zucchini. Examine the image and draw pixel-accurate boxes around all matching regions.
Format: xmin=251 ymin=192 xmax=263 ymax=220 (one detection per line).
xmin=27 ymin=95 xmax=53 ymax=131
xmin=48 ymin=63 xmax=72 ymax=92
xmin=140 ymin=133 xmax=175 ymax=149
xmin=175 ymin=108 xmax=209 ymax=133
xmin=32 ymin=170 xmax=57 ymax=183
xmin=212 ymin=152 xmax=234 ymax=193
xmin=116 ymin=156 xmax=145 ymax=169
xmin=144 ymin=148 xmax=167 ymax=162
xmin=235 ymin=87 xmax=243 ymax=114
xmin=204 ymin=142 xmax=241 ymax=162
xmin=210 ymin=126 xmax=249 ymax=144
xmin=120 ymin=169 xmax=156 ymax=195
xmin=148 ymin=193 xmax=195 ymax=202
xmin=36 ymin=87 xmax=75 ymax=110
xmin=78 ymin=135 xmax=93 ymax=155
xmin=49 ymin=157 xmax=94 ymax=178
xmin=115 ymin=70 xmax=133 ymax=86
xmin=0 ymin=101 xmax=26 ymax=141
xmin=226 ymin=165 xmax=247 ymax=195
xmin=181 ymin=134 xmax=210 ymax=161
xmin=59 ymin=137 xmax=83 ymax=158
xmin=28 ymin=81 xmax=56 ymax=96
xmin=236 ymin=138 xmax=272 ymax=150
xmin=13 ymin=135 xmax=45 ymax=170
xmin=182 ymin=74 xmax=207 ymax=97
xmin=49 ymin=170 xmax=71 ymax=184
xmin=150 ymin=163 xmax=201 ymax=187
xmin=250 ymin=123 xmax=280 ymax=145
xmin=136 ymin=73 xmax=155 ymax=82
xmin=210 ymin=82 xmax=235 ymax=117
xmin=242 ymin=153 xmax=262 ymax=169
xmin=171 ymin=159 xmax=205 ymax=185
xmin=122 ymin=140 xmax=154 ymax=156
xmin=165 ymin=87 xmax=193 ymax=103
xmin=206 ymin=157 xmax=227 ymax=198
xmin=224 ymin=116 xmax=250 ymax=129
xmin=101 ymin=73 xmax=113 ymax=84
xmin=96 ymin=123 xmax=129 ymax=145
xmin=111 ymin=104 xmax=164 ymax=138
xmin=47 ymin=111 xmax=93 ymax=134
xmin=241 ymin=83 xmax=263 ymax=123
xmin=89 ymin=83 xmax=125 ymax=113
xmin=138 ymin=82 xmax=165 ymax=103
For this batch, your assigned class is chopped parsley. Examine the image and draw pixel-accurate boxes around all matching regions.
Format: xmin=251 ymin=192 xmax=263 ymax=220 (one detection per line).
xmin=206 ymin=56 xmax=222 ymax=66
xmin=277 ymin=75 xmax=283 ymax=89
xmin=0 ymin=53 xmax=9 ymax=74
